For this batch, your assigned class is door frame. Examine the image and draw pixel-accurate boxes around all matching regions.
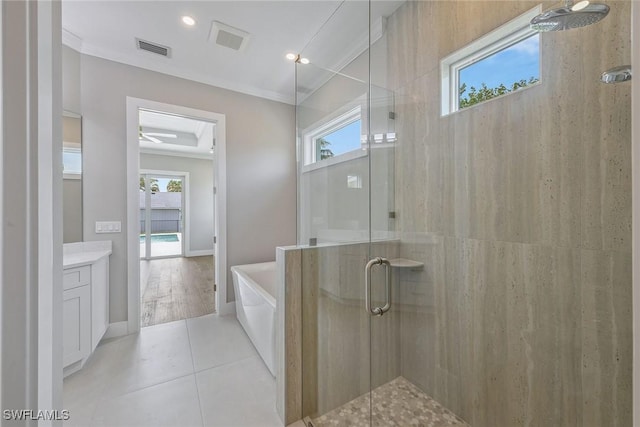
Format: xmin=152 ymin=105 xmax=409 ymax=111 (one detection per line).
xmin=126 ymin=97 xmax=230 ymax=335
xmin=139 ymin=170 xmax=189 ymax=260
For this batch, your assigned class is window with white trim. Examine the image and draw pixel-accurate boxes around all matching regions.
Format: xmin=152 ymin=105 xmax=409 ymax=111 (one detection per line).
xmin=441 ymin=6 xmax=541 ymax=116
xmin=303 ymin=106 xmax=364 ymax=169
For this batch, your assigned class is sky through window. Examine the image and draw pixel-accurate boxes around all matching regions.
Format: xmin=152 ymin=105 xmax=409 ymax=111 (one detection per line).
xmin=459 ymin=33 xmax=540 ymax=99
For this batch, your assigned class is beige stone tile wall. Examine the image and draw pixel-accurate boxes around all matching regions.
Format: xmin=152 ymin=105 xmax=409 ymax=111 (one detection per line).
xmin=277 ymin=247 xmax=303 ymax=425
xmin=386 ymin=1 xmax=632 ymax=426
xmin=299 ymin=241 xmax=400 ymax=419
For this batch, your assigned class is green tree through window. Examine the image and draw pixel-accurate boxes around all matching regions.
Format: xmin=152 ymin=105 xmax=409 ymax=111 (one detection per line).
xmin=140 ymin=177 xmax=159 ymax=193
xmin=167 ymin=180 xmax=182 ymax=192
xmin=459 ymin=77 xmax=539 ymax=109
xmin=317 ymin=137 xmax=334 ymax=160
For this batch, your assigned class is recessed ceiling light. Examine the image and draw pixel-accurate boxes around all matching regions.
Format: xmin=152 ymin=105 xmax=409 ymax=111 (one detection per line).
xmin=299 ymin=57 xmax=310 ymax=65
xmin=182 ymin=16 xmax=196 ymax=26
xmin=285 ymin=53 xmax=297 ymax=61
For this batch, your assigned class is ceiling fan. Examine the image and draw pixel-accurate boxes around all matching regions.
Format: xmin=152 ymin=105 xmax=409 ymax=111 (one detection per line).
xmin=139 ymin=132 xmax=177 ymax=144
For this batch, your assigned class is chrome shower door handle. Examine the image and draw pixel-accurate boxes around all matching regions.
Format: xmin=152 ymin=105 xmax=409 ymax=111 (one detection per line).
xmin=365 ymin=257 xmax=392 ymax=316
xmin=365 ymin=257 xmax=382 ymax=315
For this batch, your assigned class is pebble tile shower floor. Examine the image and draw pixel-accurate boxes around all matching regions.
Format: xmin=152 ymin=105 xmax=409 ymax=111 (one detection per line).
xmin=313 ymin=377 xmax=469 ymax=427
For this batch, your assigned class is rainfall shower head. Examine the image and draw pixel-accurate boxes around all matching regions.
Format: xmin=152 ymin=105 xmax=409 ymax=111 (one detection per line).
xmin=601 ymin=65 xmax=632 ymax=84
xmin=530 ymin=0 xmax=609 ymax=32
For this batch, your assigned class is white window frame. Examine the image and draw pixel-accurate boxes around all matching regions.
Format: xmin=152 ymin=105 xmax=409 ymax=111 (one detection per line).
xmin=440 ymin=5 xmax=542 ymax=116
xmin=302 ymin=104 xmax=365 ymax=173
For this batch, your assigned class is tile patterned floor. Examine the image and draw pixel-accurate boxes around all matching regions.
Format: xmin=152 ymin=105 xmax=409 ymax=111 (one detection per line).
xmin=63 ymin=314 xmax=281 ymax=427
xmin=313 ymin=377 xmax=469 ymax=427
xmin=66 ymin=317 xmax=466 ymax=427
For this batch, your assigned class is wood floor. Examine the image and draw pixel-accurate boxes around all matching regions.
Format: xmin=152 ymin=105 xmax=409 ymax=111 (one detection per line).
xmin=140 ymin=256 xmax=215 ymax=328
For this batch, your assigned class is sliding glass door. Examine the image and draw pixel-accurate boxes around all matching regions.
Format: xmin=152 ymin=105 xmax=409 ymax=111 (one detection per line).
xmin=139 ymin=173 xmax=184 ymax=259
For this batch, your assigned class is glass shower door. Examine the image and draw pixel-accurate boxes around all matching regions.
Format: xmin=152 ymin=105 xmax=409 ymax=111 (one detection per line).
xmin=366 ymin=79 xmax=403 ymax=425
xmin=300 ymin=1 xmax=632 ymax=426
xmin=368 ymin=1 xmax=632 ymax=426
xmin=296 ymin=0 xmax=374 ymax=424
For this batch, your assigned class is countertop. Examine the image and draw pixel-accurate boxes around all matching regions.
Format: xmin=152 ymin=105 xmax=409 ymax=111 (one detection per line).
xmin=63 ymin=241 xmax=112 ymax=269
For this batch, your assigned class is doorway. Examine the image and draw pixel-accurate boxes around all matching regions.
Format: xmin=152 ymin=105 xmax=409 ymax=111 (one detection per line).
xmin=126 ymin=98 xmax=229 ymax=335
xmin=136 ymin=109 xmax=216 ymax=328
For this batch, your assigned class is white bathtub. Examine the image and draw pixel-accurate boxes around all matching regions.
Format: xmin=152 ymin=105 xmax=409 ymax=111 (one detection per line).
xmin=231 ymin=261 xmax=277 ymax=376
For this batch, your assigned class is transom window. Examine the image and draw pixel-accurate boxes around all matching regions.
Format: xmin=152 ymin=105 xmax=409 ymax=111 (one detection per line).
xmin=441 ymin=6 xmax=542 ymax=115
xmin=303 ymin=106 xmax=364 ymax=169
xmin=315 ymin=119 xmax=362 ymax=161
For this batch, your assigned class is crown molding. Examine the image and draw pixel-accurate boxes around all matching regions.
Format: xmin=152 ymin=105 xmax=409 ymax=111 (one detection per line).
xmin=61 ymin=28 xmax=295 ymax=105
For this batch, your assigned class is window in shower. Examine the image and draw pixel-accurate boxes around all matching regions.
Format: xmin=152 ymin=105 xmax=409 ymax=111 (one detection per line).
xmin=302 ymin=106 xmax=364 ymax=170
xmin=440 ymin=5 xmax=542 ymax=115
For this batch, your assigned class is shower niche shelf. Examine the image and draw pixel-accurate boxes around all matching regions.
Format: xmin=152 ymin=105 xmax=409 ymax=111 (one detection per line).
xmin=388 ymin=258 xmax=424 ymax=270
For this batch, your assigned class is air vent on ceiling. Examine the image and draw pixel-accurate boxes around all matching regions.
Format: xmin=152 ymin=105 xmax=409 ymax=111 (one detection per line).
xmin=208 ymin=21 xmax=250 ymax=51
xmin=136 ymin=38 xmax=172 ymax=58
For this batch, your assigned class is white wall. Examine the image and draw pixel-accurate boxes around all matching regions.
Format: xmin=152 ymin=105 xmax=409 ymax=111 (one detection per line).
xmin=140 ymin=153 xmax=214 ymax=255
xmin=79 ymin=53 xmax=296 ymax=322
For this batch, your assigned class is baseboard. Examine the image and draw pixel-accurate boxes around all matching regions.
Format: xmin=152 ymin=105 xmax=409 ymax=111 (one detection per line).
xmin=185 ymin=249 xmax=214 ymax=257
xmin=103 ymin=321 xmax=128 ymax=340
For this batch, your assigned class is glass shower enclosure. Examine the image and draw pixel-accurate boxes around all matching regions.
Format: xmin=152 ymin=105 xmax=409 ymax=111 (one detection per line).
xmin=295 ymin=1 xmax=632 ymax=426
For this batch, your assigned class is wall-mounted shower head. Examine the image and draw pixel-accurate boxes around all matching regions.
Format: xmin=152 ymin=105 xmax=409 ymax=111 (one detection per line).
xmin=530 ymin=0 xmax=609 ymax=32
xmin=601 ymin=65 xmax=632 ymax=84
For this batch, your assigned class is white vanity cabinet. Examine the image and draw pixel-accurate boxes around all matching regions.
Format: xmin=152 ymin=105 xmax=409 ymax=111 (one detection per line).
xmin=63 ymin=279 xmax=91 ymax=367
xmin=62 ymin=242 xmax=111 ymax=377
xmin=90 ymin=257 xmax=109 ymax=350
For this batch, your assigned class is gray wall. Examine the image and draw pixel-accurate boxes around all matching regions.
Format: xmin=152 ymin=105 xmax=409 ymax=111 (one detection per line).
xmin=63 ymin=179 xmax=82 ymax=243
xmin=79 ymin=54 xmax=296 ymax=322
xmin=140 ymin=153 xmax=214 ymax=254
xmin=62 ymin=45 xmax=81 ymax=113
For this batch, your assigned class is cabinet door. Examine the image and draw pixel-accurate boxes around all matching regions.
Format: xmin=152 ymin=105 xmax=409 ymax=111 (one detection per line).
xmin=91 ymin=257 xmax=109 ymax=351
xmin=63 ymin=285 xmax=91 ymax=367
xmin=63 ymin=265 xmax=90 ymax=291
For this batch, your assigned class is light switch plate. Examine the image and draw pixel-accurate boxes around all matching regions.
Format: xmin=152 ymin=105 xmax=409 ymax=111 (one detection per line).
xmin=95 ymin=221 xmax=121 ymax=233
